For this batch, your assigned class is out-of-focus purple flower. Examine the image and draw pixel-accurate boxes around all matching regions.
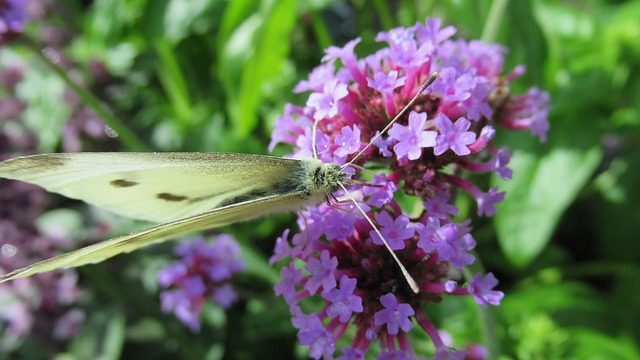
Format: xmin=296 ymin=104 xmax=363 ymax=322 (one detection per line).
xmin=0 ymin=0 xmax=29 ymax=44
xmin=468 ymin=273 xmax=504 ymax=308
xmin=270 ymin=16 xmax=548 ymax=358
xmin=0 ymin=124 xmax=85 ymax=349
xmin=157 ymin=235 xmax=244 ymax=331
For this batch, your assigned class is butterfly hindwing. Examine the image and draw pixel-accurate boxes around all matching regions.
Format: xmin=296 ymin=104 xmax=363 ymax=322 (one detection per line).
xmin=0 ymin=191 xmax=314 ymax=282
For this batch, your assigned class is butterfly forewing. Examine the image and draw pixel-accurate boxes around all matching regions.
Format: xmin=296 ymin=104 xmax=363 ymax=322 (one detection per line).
xmin=0 ymin=152 xmax=303 ymax=222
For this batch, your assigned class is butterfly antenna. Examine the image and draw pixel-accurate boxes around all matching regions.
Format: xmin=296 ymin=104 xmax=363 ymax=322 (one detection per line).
xmin=338 ymin=182 xmax=420 ymax=293
xmin=341 ymin=72 xmax=438 ymax=171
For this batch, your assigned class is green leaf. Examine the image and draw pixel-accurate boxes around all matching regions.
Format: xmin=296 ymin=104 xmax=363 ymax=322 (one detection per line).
xmin=67 ymin=310 xmax=126 ymax=360
xmin=493 ymin=127 xmax=601 ymax=267
xmin=218 ymin=0 xmax=297 ymax=137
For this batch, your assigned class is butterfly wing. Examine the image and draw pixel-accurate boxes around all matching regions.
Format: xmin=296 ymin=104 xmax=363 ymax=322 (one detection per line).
xmin=0 ymin=191 xmax=317 ymax=282
xmin=0 ymin=152 xmax=303 ymax=222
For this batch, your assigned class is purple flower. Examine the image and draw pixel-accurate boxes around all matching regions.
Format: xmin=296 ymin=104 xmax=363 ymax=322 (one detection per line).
xmin=334 ymin=125 xmax=362 ymax=157
xmin=295 ymin=62 xmax=336 ymax=93
xmin=157 ymin=235 xmax=244 ymax=330
xmin=292 ymin=309 xmax=336 ymax=360
xmin=378 ymin=350 xmax=412 ymax=360
xmin=492 ymin=148 xmax=513 ymax=180
xmin=0 ymin=0 xmax=29 ymax=43
xmin=374 ymin=293 xmax=415 ymax=335
xmin=368 ymin=70 xmax=406 ymax=94
xmin=424 ymin=190 xmax=459 ymax=219
xmin=433 ymin=113 xmax=476 ymax=156
xmin=337 ymin=347 xmax=364 ymax=360
xmin=372 ymin=130 xmax=394 ymax=157
xmin=323 ymin=275 xmax=363 ymax=322
xmin=362 ymin=172 xmax=397 ymax=207
xmin=369 ymin=211 xmax=415 ymax=250
xmin=388 ymin=111 xmax=437 ymax=160
xmin=305 ymin=250 xmax=338 ymax=294
xmin=431 ymin=67 xmax=476 ymax=102
xmin=475 ymin=187 xmax=505 ymax=217
xmin=307 ymin=79 xmax=349 ymax=121
xmin=324 ymin=209 xmax=358 ymax=240
xmin=468 ymin=273 xmax=504 ymax=308
xmin=274 ymin=261 xmax=303 ymax=304
xmin=269 ymin=16 xmax=549 ymax=358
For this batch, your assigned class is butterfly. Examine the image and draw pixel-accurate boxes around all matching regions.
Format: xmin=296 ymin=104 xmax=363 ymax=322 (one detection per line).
xmin=0 ymin=73 xmax=438 ymax=293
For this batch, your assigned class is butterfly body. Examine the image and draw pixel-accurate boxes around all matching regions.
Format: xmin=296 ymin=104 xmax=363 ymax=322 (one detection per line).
xmin=0 ymin=152 xmax=348 ymax=282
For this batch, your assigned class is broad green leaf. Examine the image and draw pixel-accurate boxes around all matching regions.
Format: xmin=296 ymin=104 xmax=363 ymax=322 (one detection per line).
xmin=218 ymin=0 xmax=297 ymax=137
xmin=67 ymin=310 xmax=125 ymax=360
xmin=493 ymin=128 xmax=601 ymax=267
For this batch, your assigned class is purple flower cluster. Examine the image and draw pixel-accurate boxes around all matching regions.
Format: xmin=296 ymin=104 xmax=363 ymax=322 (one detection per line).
xmin=269 ymin=17 xmax=549 ymax=359
xmin=0 ymin=0 xmax=28 ymax=44
xmin=157 ymin=235 xmax=244 ymax=331
xmin=0 ymin=106 xmax=84 ymax=350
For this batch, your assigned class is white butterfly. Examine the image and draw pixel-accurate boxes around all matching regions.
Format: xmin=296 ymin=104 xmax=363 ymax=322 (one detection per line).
xmin=0 ymin=73 xmax=438 ymax=292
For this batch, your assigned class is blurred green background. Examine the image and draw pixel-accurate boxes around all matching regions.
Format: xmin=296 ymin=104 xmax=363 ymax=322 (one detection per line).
xmin=1 ymin=0 xmax=639 ymax=359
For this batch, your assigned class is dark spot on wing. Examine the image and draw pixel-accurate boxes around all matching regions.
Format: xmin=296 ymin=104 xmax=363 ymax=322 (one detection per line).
xmin=157 ymin=192 xmax=188 ymax=202
xmin=110 ymin=179 xmax=138 ymax=188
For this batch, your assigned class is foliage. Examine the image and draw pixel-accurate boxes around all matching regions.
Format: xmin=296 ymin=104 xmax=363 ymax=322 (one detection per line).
xmin=0 ymin=0 xmax=639 ymax=359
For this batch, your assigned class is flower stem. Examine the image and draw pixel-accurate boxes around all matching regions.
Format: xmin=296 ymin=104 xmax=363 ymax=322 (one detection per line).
xmin=26 ymin=39 xmax=149 ymax=151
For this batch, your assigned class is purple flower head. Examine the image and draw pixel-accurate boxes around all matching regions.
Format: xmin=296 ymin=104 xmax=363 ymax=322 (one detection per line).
xmin=335 ymin=125 xmax=362 ymax=158
xmin=374 ymin=293 xmax=415 ymax=335
xmin=414 ymin=17 xmax=456 ymax=45
xmin=337 ymin=347 xmax=365 ymax=360
xmin=369 ymin=211 xmax=415 ymax=250
xmin=269 ymin=16 xmax=548 ymax=358
xmin=499 ymin=87 xmax=550 ymax=142
xmin=274 ymin=261 xmax=303 ymax=305
xmin=492 ymin=148 xmax=513 ymax=180
xmin=372 ymin=130 xmax=394 ymax=157
xmin=0 ymin=125 xmax=85 ymax=343
xmin=431 ymin=67 xmax=476 ymax=102
xmin=433 ymin=114 xmax=476 ymax=156
xmin=368 ymin=70 xmax=406 ymax=94
xmin=157 ymin=235 xmax=244 ymax=330
xmin=362 ymin=172 xmax=397 ymax=207
xmin=305 ymin=250 xmax=338 ymax=295
xmin=307 ymin=79 xmax=349 ymax=121
xmin=270 ymin=229 xmax=292 ymax=265
xmin=295 ymin=62 xmax=336 ymax=93
xmin=468 ymin=273 xmax=504 ymax=308
xmin=324 ymin=208 xmax=358 ymax=240
xmin=378 ymin=350 xmax=413 ymax=360
xmin=323 ymin=275 xmax=363 ymax=322
xmin=0 ymin=0 xmax=29 ymax=43
xmin=475 ymin=187 xmax=505 ymax=217
xmin=388 ymin=111 xmax=437 ymax=160
xmin=424 ymin=190 xmax=459 ymax=219
xmin=292 ymin=309 xmax=336 ymax=360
